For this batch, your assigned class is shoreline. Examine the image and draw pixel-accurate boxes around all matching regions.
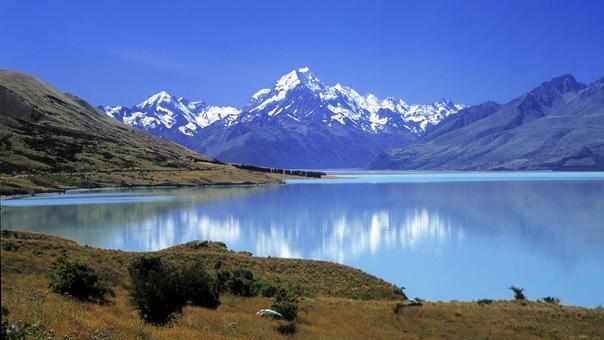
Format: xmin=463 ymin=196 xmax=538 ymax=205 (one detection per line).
xmin=0 ymin=180 xmax=288 ymax=201
xmin=4 ymin=170 xmax=604 ymax=199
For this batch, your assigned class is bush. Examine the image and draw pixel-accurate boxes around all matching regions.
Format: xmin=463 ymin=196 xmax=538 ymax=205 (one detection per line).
xmin=393 ymin=285 xmax=408 ymax=300
xmin=128 ymin=256 xmax=187 ymax=324
xmin=510 ymin=286 xmax=526 ymax=300
xmin=271 ymin=289 xmax=299 ymax=321
xmin=181 ymin=261 xmax=220 ymax=309
xmin=227 ymin=268 xmax=257 ymax=296
xmin=47 ymin=254 xmax=115 ymax=302
xmin=542 ymin=296 xmax=560 ymax=304
xmin=257 ymin=282 xmax=280 ymax=298
xmin=477 ymin=298 xmax=493 ymax=306
xmin=128 ymin=256 xmax=220 ymax=324
xmin=274 ymin=322 xmax=297 ymax=335
xmin=215 ymin=267 xmax=259 ymax=296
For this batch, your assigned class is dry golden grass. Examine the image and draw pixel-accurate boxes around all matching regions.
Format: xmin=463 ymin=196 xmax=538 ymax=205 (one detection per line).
xmin=0 ymin=70 xmax=307 ymax=195
xmin=0 ymin=166 xmax=294 ymax=195
xmin=2 ymin=230 xmax=603 ymax=339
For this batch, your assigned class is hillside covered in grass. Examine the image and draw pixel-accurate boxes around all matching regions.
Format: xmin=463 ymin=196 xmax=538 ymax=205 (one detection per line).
xmin=0 ymin=71 xmax=295 ymax=195
xmin=1 ymin=230 xmax=602 ymax=339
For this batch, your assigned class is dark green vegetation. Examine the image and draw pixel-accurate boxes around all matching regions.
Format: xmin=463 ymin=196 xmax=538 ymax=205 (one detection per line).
xmin=542 ymin=296 xmax=561 ymax=304
xmin=128 ymin=256 xmax=219 ymax=324
xmin=271 ymin=289 xmax=300 ymax=321
xmin=371 ymin=74 xmax=604 ymax=170
xmin=225 ymin=162 xmax=325 ymax=179
xmin=0 ymin=70 xmax=297 ymax=195
xmin=127 ymin=256 xmax=301 ymax=328
xmin=47 ymin=254 xmax=115 ymax=302
xmin=477 ymin=298 xmax=494 ymax=306
xmin=2 ymin=230 xmax=603 ymax=338
xmin=510 ymin=286 xmax=527 ymax=301
xmin=215 ymin=267 xmax=258 ymax=297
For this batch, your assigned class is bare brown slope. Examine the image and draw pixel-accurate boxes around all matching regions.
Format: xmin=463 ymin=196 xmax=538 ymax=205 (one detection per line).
xmin=0 ymin=71 xmax=288 ymax=194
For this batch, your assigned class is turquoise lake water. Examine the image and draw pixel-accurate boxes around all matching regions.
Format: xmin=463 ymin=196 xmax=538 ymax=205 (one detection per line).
xmin=2 ymin=172 xmax=604 ymax=307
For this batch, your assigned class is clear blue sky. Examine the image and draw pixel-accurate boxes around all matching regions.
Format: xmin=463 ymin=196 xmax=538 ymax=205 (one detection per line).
xmin=1 ymin=0 xmax=603 ymax=107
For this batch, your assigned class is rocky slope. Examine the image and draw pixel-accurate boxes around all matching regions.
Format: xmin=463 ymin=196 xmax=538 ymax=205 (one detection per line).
xmin=371 ymin=74 xmax=604 ymax=170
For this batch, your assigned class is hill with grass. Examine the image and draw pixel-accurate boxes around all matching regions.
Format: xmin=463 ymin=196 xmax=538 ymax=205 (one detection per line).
xmin=0 ymin=71 xmax=291 ymax=195
xmin=1 ymin=230 xmax=602 ymax=339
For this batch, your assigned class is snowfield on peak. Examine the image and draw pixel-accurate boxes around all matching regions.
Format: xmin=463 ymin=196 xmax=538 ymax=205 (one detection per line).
xmin=101 ymin=91 xmax=241 ymax=138
xmin=238 ymin=67 xmax=463 ymax=134
xmin=103 ymin=67 xmax=462 ymax=138
xmin=101 ymin=67 xmax=464 ymax=168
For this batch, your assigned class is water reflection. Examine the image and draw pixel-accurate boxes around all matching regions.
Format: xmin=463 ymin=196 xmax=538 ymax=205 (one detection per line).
xmin=3 ymin=176 xmax=604 ymax=306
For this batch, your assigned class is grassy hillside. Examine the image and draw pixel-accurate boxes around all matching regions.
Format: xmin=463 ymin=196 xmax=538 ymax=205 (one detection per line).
xmin=0 ymin=71 xmax=292 ymax=194
xmin=2 ymin=230 xmax=602 ymax=339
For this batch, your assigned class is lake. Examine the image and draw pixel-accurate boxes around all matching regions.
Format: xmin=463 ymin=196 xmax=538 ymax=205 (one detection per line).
xmin=2 ymin=172 xmax=604 ymax=307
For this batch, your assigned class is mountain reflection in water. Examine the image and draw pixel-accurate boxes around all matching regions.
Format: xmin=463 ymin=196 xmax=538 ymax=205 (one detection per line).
xmin=3 ymin=174 xmax=604 ymax=306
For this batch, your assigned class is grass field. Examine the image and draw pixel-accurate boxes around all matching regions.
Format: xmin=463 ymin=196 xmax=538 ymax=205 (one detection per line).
xmin=1 ymin=230 xmax=602 ymax=339
xmin=0 ymin=166 xmax=293 ymax=196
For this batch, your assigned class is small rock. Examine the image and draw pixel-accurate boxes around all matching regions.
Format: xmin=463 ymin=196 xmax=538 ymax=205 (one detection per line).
xmin=399 ymin=299 xmax=423 ymax=307
xmin=239 ymin=251 xmax=253 ymax=256
xmin=183 ymin=240 xmax=227 ymax=250
xmin=256 ymin=309 xmax=284 ymax=320
xmin=393 ymin=299 xmax=423 ymax=313
xmin=184 ymin=240 xmax=209 ymax=248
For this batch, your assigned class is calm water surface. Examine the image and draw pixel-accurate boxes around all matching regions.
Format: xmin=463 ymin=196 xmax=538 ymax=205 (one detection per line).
xmin=3 ymin=172 xmax=604 ymax=307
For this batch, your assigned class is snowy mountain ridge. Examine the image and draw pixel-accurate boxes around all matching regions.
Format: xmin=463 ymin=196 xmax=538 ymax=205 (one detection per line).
xmin=102 ymin=67 xmax=462 ymax=138
xmin=102 ymin=91 xmax=241 ymax=137
xmin=101 ymin=67 xmax=464 ymax=168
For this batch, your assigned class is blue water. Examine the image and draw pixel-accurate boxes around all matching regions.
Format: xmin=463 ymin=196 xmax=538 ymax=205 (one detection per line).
xmin=2 ymin=172 xmax=604 ymax=307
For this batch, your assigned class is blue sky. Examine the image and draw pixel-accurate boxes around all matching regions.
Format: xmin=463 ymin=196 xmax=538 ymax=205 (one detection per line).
xmin=1 ymin=0 xmax=603 ymax=107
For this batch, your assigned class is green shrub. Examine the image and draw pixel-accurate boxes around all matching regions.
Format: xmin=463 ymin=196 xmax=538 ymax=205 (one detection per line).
xmin=542 ymin=296 xmax=560 ymax=304
xmin=214 ymin=267 xmax=283 ymax=298
xmin=128 ymin=256 xmax=221 ymax=324
xmin=510 ymin=286 xmax=526 ymax=300
xmin=181 ymin=261 xmax=220 ymax=309
xmin=271 ymin=289 xmax=299 ymax=321
xmin=128 ymin=256 xmax=187 ymax=324
xmin=255 ymin=280 xmax=279 ymax=297
xmin=227 ymin=268 xmax=257 ymax=296
xmin=47 ymin=254 xmax=114 ymax=302
xmin=477 ymin=298 xmax=493 ymax=306
xmin=393 ymin=285 xmax=408 ymax=300
xmin=274 ymin=322 xmax=297 ymax=335
xmin=215 ymin=267 xmax=259 ymax=296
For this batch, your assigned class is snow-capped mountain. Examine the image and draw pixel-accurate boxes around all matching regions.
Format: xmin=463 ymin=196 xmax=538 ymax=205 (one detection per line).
xmin=101 ymin=91 xmax=240 ymax=142
xmin=238 ymin=67 xmax=462 ymax=134
xmin=102 ymin=67 xmax=463 ymax=168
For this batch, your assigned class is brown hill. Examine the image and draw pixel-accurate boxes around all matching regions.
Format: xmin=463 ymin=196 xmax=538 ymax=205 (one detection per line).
xmin=0 ymin=70 xmax=288 ymax=194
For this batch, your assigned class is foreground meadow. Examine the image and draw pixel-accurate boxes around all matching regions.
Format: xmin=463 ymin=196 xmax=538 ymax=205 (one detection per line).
xmin=1 ymin=230 xmax=602 ymax=339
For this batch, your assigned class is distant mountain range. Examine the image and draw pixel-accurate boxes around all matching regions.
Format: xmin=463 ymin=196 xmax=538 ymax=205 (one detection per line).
xmin=102 ymin=67 xmax=463 ymax=168
xmin=370 ymin=74 xmax=604 ymax=170
xmin=34 ymin=65 xmax=602 ymax=171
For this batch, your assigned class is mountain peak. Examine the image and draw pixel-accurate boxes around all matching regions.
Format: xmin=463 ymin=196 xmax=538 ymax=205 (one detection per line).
xmin=521 ymin=74 xmax=587 ymax=108
xmin=274 ymin=67 xmax=323 ymax=93
xmin=532 ymin=74 xmax=586 ymax=96
xmin=137 ymin=90 xmax=175 ymax=110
